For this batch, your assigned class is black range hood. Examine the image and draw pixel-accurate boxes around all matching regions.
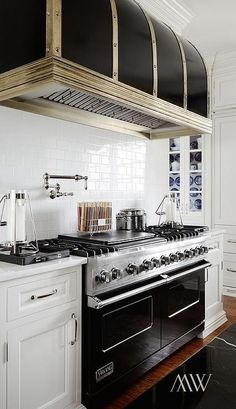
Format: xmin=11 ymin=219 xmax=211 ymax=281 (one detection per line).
xmin=0 ymin=0 xmax=212 ymax=139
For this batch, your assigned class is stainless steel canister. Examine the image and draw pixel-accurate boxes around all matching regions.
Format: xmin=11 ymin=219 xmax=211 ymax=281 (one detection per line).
xmin=116 ymin=208 xmax=147 ymax=231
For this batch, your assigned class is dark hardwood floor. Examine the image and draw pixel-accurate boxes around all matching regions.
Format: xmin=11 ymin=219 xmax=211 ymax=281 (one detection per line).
xmin=105 ymin=296 xmax=236 ymax=409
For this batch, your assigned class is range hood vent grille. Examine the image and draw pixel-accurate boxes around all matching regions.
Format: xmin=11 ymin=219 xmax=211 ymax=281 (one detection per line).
xmin=43 ymin=89 xmax=169 ymax=130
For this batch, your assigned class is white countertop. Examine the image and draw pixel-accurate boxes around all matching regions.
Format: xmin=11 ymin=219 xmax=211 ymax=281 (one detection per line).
xmin=208 ymin=228 xmax=225 ymax=236
xmin=0 ymin=255 xmax=87 ymax=283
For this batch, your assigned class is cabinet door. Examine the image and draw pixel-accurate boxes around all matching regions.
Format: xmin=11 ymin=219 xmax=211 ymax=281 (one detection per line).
xmin=7 ymin=309 xmax=78 ymax=409
xmin=214 ymin=115 xmax=236 ymax=225
xmin=205 ymin=264 xmax=222 ymax=320
xmin=168 ymin=135 xmax=205 ymax=225
xmin=214 ymin=73 xmax=236 ymax=110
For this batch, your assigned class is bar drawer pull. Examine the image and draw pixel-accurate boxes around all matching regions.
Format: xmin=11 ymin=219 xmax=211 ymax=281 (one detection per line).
xmin=70 ymin=313 xmax=78 ymax=345
xmin=227 ymin=240 xmax=236 ymax=244
xmin=227 ymin=268 xmax=236 ymax=273
xmin=31 ymin=289 xmax=58 ymax=300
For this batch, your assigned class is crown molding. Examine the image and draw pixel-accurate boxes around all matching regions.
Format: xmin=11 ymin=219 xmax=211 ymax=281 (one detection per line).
xmin=210 ymin=48 xmax=236 ymax=75
xmin=138 ymin=0 xmax=193 ymax=34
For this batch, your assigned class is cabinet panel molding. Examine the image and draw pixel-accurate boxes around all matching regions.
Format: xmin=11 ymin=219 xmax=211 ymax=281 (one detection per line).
xmin=214 ymin=73 xmax=236 ymax=110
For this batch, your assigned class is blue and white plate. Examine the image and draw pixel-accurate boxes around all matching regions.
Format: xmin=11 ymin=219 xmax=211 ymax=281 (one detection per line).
xmin=194 ymin=175 xmax=202 ymax=186
xmin=190 ymin=188 xmax=199 ymax=197
xmin=175 ymin=176 xmax=180 ymax=187
xmin=195 ymin=152 xmax=202 ymax=162
xmin=169 ymin=177 xmax=174 ymax=187
xmin=194 ymin=199 xmax=202 ymax=210
xmin=190 ymin=176 xmax=194 ymax=186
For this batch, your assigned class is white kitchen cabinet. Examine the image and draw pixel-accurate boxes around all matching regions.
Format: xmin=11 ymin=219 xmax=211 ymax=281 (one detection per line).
xmin=0 ymin=261 xmax=85 ymax=409
xmin=7 ymin=309 xmax=78 ymax=409
xmin=214 ymin=112 xmax=236 ymax=225
xmin=200 ymin=231 xmax=227 ymax=338
xmin=213 ymin=71 xmax=236 ymax=111
xmin=212 ymin=50 xmax=236 ymax=294
xmin=168 ymin=134 xmax=209 ymax=225
xmin=216 ymin=225 xmax=236 ymax=296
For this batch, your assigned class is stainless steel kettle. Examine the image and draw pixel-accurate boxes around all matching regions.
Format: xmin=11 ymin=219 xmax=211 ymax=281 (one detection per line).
xmin=116 ymin=208 xmax=147 ymax=231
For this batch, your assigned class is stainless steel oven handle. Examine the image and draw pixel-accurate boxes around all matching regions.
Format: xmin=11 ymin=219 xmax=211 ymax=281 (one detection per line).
xmin=87 ymin=278 xmax=167 ymax=309
xmin=88 ymin=262 xmax=211 ymax=310
xmin=166 ymin=262 xmax=211 ymax=283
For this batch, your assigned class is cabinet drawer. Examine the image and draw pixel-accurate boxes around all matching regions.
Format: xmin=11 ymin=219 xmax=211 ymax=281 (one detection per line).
xmin=205 ymin=239 xmax=221 ymax=265
xmin=223 ymin=254 xmax=236 ymax=288
xmin=214 ymin=225 xmax=234 ymax=253
xmin=7 ymin=272 xmax=77 ymax=321
xmin=224 ymin=233 xmax=236 ymax=253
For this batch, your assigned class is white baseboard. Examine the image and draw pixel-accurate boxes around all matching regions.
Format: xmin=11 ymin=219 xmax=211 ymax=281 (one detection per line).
xmin=198 ymin=310 xmax=228 ymax=339
xmin=224 ymin=286 xmax=236 ymax=297
xmin=66 ymin=403 xmax=86 ymax=409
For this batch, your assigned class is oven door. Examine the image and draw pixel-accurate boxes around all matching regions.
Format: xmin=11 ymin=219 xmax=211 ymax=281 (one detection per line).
xmin=85 ymin=276 xmax=165 ymax=396
xmin=161 ymin=260 xmax=207 ymax=347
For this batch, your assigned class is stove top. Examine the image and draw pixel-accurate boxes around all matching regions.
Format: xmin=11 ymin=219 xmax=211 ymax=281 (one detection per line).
xmin=146 ymin=224 xmax=208 ymax=241
xmin=35 ymin=226 xmax=208 ymax=259
xmin=35 ymin=238 xmax=119 ymax=257
xmin=36 ymin=231 xmax=166 ymax=258
xmin=34 ymin=225 xmax=210 ymax=296
xmin=58 ymin=230 xmax=157 ymax=245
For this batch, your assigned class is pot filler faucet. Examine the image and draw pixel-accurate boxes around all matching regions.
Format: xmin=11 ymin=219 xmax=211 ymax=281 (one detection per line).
xmin=44 ymin=173 xmax=88 ymax=199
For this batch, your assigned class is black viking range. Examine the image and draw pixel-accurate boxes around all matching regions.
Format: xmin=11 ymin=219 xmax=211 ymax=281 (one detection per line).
xmin=35 ymin=224 xmax=211 ymax=409
xmin=0 ymin=192 xmax=211 ymax=409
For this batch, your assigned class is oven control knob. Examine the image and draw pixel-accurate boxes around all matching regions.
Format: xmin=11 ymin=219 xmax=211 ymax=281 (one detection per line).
xmin=126 ymin=263 xmax=138 ymax=275
xmin=194 ymin=247 xmax=200 ymax=256
xmin=97 ymin=270 xmax=112 ymax=283
xmin=169 ymin=253 xmax=178 ymax=263
xmin=151 ymin=257 xmax=161 ymax=268
xmin=176 ymin=252 xmax=185 ymax=261
xmin=184 ymin=249 xmax=194 ymax=259
xmin=160 ymin=255 xmax=170 ymax=265
xmin=199 ymin=246 xmax=205 ymax=255
xmin=111 ymin=268 xmax=121 ymax=280
xmin=190 ymin=248 xmax=197 ymax=257
xmin=203 ymin=246 xmax=209 ymax=254
xmin=142 ymin=259 xmax=154 ymax=271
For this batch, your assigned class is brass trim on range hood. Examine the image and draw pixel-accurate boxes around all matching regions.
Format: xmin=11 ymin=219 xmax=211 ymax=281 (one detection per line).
xmin=0 ymin=0 xmax=212 ymax=139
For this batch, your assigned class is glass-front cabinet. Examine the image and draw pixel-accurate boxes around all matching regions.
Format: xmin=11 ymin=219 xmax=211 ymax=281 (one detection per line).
xmin=169 ymin=135 xmax=204 ymax=224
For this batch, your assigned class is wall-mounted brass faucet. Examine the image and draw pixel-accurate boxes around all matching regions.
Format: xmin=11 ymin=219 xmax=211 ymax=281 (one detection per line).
xmin=44 ymin=173 xmax=88 ymax=199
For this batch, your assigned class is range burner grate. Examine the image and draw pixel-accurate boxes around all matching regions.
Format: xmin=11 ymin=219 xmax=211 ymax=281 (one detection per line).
xmin=34 ymin=239 xmax=118 ymax=258
xmin=146 ymin=225 xmax=205 ymax=241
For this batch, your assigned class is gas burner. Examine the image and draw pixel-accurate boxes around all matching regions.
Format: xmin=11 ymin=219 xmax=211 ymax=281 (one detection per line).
xmin=146 ymin=224 xmax=208 ymax=242
xmin=34 ymin=238 xmax=119 ymax=258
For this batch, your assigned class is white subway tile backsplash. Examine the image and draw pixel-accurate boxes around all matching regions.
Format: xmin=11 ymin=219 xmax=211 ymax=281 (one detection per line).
xmin=0 ymin=106 xmax=159 ymax=241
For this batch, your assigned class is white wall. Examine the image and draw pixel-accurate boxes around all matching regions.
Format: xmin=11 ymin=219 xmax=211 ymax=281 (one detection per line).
xmin=0 ymin=105 xmax=163 ymax=241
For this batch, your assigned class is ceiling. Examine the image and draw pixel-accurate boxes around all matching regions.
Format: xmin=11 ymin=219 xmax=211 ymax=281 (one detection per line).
xmin=139 ymin=0 xmax=192 ymax=34
xmin=140 ymin=0 xmax=236 ymax=59
xmin=181 ymin=0 xmax=236 ymax=58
